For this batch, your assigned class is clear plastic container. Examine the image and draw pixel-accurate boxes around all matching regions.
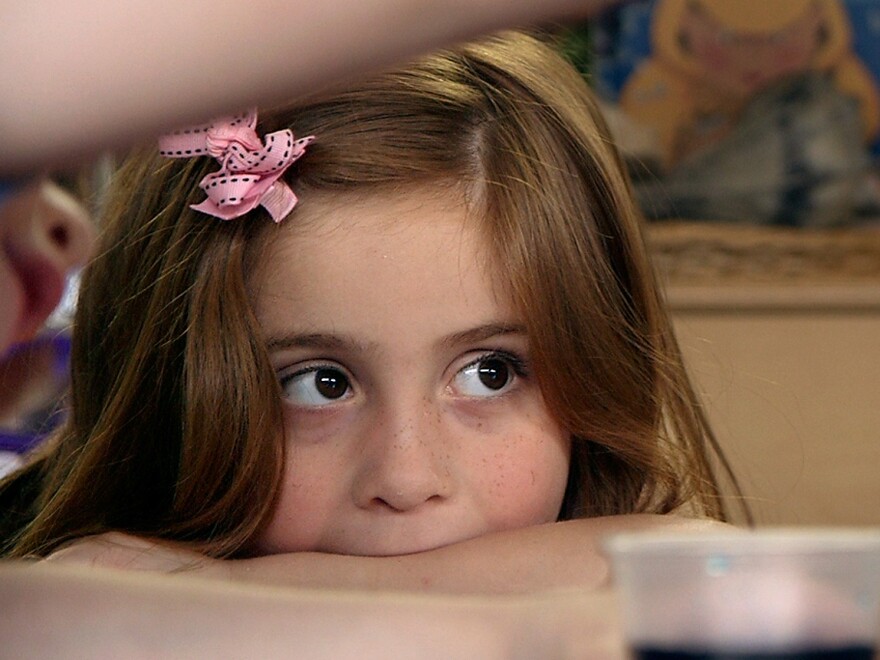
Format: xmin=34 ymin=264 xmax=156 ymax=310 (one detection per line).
xmin=606 ymin=528 xmax=880 ymax=659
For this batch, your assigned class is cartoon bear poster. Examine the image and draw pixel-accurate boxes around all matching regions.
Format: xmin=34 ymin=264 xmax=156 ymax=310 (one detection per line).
xmin=593 ymin=0 xmax=880 ymax=226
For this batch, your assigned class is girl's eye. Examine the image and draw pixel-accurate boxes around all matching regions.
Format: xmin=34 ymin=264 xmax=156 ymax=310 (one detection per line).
xmin=281 ymin=367 xmax=352 ymax=407
xmin=452 ymin=354 xmax=520 ymax=398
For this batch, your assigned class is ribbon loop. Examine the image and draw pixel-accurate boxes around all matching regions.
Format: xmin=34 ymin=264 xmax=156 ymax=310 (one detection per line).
xmin=159 ymin=109 xmax=313 ymax=222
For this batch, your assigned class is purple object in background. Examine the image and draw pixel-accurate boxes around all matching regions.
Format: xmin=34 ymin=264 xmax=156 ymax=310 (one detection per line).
xmin=0 ymin=332 xmax=71 ymax=455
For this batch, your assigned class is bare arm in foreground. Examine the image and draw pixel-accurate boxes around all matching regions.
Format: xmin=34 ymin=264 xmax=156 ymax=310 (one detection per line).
xmin=0 ymin=563 xmax=625 ymax=659
xmin=0 ymin=0 xmax=618 ymax=175
xmin=47 ymin=514 xmax=731 ymax=595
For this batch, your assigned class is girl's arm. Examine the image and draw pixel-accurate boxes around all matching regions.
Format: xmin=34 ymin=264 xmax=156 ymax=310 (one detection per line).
xmin=228 ymin=515 xmax=728 ymax=594
xmin=0 ymin=0 xmax=619 ymax=175
xmin=46 ymin=514 xmax=731 ymax=595
xmin=1 ymin=563 xmax=626 ymax=659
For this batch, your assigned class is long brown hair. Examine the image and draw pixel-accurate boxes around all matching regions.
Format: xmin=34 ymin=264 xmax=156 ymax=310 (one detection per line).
xmin=1 ymin=31 xmax=745 ymax=558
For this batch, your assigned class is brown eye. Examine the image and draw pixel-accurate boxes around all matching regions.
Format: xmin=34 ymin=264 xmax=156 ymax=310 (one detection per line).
xmin=315 ymin=368 xmax=349 ymax=399
xmin=281 ymin=365 xmax=353 ymax=406
xmin=477 ymin=358 xmax=511 ymax=391
xmin=453 ymin=353 xmax=522 ymax=398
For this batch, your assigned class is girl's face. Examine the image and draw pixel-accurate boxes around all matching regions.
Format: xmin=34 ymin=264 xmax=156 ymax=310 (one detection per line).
xmin=249 ymin=188 xmax=571 ymax=557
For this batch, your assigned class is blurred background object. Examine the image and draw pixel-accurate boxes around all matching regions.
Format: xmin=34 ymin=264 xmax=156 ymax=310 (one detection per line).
xmin=0 ymin=161 xmax=110 ymax=478
xmin=588 ymin=0 xmax=880 ymax=226
xmin=556 ymin=5 xmax=880 ymax=528
xmin=0 ymin=325 xmax=72 ymax=477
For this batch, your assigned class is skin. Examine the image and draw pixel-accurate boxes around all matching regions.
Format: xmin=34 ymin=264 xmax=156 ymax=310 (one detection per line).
xmin=46 ymin=515 xmax=728 ymax=594
xmin=0 ymin=0 xmax=621 ymax=176
xmin=45 ymin=190 xmax=731 ymax=593
xmin=0 ymin=181 xmax=92 ymax=352
xmin=0 ymin=4 xmax=700 ymax=655
xmin=0 ymin=563 xmax=628 ymax=659
xmin=251 ymin=188 xmax=570 ymax=557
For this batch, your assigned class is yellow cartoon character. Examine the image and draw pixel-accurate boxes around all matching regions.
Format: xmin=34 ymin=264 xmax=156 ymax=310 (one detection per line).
xmin=620 ymin=0 xmax=880 ymax=169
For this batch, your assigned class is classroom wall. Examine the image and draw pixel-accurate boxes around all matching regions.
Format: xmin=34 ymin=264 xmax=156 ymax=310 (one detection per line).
xmin=657 ymin=224 xmax=880 ymax=527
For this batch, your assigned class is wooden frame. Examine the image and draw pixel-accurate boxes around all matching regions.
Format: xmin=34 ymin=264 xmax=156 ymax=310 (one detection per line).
xmin=648 ymin=222 xmax=880 ymax=312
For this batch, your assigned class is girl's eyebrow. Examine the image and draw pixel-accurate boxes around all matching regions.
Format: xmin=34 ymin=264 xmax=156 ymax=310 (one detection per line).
xmin=265 ymin=324 xmax=527 ymax=354
xmin=265 ymin=333 xmax=372 ymax=354
xmin=439 ymin=323 xmax=527 ymax=348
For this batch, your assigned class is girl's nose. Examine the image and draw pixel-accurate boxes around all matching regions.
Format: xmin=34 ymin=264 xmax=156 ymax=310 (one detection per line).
xmin=352 ymin=400 xmax=452 ymax=513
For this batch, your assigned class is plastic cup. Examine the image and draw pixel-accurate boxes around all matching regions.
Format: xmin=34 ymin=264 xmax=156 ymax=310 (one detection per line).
xmin=605 ymin=528 xmax=880 ymax=659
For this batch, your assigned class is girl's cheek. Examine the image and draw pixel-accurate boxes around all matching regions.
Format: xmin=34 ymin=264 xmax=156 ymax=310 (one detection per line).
xmin=446 ymin=386 xmax=534 ymax=427
xmin=280 ymin=401 xmax=356 ymax=446
xmin=477 ymin=433 xmax=570 ymax=526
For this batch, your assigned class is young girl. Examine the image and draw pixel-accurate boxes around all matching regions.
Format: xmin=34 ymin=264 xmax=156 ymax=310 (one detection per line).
xmin=1 ymin=31 xmax=742 ymax=592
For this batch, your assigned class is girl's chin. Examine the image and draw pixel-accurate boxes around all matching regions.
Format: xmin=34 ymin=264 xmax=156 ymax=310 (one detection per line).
xmin=251 ymin=524 xmax=491 ymax=558
xmin=331 ymin=529 xmax=485 ymax=558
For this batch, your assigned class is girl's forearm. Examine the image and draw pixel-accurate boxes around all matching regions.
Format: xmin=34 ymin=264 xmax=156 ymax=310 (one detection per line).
xmin=0 ymin=562 xmax=626 ymax=658
xmin=0 ymin=563 xmax=512 ymax=658
xmin=0 ymin=0 xmax=618 ymax=175
xmin=226 ymin=514 xmax=728 ymax=595
xmin=42 ymin=514 xmax=729 ymax=594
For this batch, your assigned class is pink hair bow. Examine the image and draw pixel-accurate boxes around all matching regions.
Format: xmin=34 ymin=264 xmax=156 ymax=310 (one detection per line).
xmin=159 ymin=109 xmax=314 ymax=222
